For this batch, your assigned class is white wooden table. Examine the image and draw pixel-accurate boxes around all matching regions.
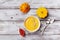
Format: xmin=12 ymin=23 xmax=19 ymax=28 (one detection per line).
xmin=0 ymin=0 xmax=60 ymax=40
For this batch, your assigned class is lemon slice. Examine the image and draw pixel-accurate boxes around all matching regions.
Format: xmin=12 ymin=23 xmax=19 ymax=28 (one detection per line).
xmin=24 ymin=16 xmax=40 ymax=32
xmin=36 ymin=7 xmax=48 ymax=19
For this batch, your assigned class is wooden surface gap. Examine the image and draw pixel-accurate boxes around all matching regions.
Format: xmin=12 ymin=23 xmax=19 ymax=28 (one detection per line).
xmin=0 ymin=8 xmax=60 ymax=10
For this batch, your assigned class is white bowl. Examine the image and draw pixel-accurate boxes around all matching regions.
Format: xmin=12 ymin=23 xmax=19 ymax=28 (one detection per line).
xmin=24 ymin=16 xmax=40 ymax=33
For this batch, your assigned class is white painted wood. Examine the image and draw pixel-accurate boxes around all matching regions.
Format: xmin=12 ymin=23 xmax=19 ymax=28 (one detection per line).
xmin=0 ymin=35 xmax=20 ymax=40
xmin=0 ymin=22 xmax=18 ymax=34
xmin=0 ymin=9 xmax=60 ymax=20
xmin=0 ymin=0 xmax=60 ymax=8
xmin=0 ymin=35 xmax=60 ymax=40
xmin=0 ymin=9 xmax=60 ymax=34
xmin=0 ymin=0 xmax=60 ymax=40
xmin=0 ymin=19 xmax=60 ymax=35
xmin=0 ymin=8 xmax=60 ymax=35
xmin=43 ymin=21 xmax=60 ymax=35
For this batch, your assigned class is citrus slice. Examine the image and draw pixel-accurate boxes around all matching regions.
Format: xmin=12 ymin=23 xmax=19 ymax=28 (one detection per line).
xmin=36 ymin=7 xmax=48 ymax=19
xmin=24 ymin=16 xmax=40 ymax=32
xmin=20 ymin=2 xmax=30 ymax=14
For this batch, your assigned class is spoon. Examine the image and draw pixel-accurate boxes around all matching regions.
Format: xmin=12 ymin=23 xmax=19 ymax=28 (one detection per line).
xmin=41 ymin=18 xmax=55 ymax=35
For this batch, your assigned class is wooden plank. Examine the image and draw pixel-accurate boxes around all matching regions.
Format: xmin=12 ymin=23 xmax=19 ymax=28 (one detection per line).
xmin=43 ymin=21 xmax=60 ymax=35
xmin=0 ymin=20 xmax=60 ymax=35
xmin=0 ymin=9 xmax=60 ymax=34
xmin=0 ymin=0 xmax=60 ymax=8
xmin=0 ymin=35 xmax=59 ymax=40
xmin=0 ymin=22 xmax=18 ymax=34
xmin=0 ymin=9 xmax=60 ymax=20
xmin=0 ymin=35 xmax=20 ymax=40
xmin=0 ymin=0 xmax=60 ymax=40
xmin=26 ymin=35 xmax=60 ymax=40
xmin=31 ymin=0 xmax=60 ymax=8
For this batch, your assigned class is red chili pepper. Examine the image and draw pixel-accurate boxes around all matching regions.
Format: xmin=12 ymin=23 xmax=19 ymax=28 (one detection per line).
xmin=19 ymin=28 xmax=25 ymax=37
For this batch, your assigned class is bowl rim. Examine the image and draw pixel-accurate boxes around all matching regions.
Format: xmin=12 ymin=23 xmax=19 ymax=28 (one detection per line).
xmin=24 ymin=16 xmax=40 ymax=33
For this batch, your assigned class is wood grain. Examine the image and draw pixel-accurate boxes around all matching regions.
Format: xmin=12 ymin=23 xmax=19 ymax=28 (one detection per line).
xmin=0 ymin=9 xmax=60 ymax=20
xmin=0 ymin=0 xmax=60 ymax=8
xmin=0 ymin=0 xmax=60 ymax=40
